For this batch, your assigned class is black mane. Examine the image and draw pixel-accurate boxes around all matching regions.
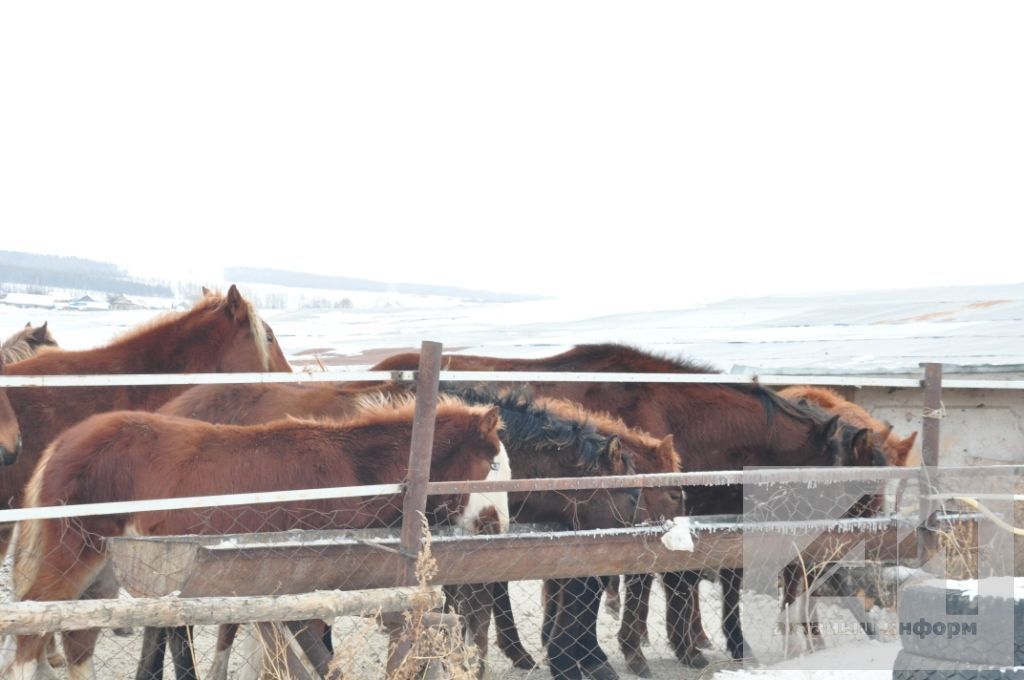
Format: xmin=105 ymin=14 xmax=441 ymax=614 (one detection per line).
xmin=442 ymin=384 xmax=613 ymax=471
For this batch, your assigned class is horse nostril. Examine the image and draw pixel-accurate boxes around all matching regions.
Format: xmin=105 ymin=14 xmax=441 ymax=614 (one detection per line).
xmin=16 ymin=435 xmax=22 ymax=456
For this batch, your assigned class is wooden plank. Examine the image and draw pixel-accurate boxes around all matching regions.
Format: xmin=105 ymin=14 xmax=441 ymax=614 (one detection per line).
xmin=0 ymin=587 xmax=443 ymax=635
xmin=111 ymin=517 xmax=939 ymax=597
xmin=399 ymin=340 xmax=443 ymax=584
xmin=919 ymin=362 xmax=943 ymax=564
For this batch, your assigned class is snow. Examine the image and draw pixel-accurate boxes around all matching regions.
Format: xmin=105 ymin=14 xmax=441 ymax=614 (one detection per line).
xmin=6 ymin=281 xmax=1024 ymax=375
xmin=717 ymin=641 xmax=902 ymax=679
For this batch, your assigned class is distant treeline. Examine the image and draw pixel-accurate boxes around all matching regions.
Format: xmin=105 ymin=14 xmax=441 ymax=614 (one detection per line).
xmin=0 ymin=251 xmax=173 ymax=298
xmin=225 ymin=267 xmax=539 ymax=303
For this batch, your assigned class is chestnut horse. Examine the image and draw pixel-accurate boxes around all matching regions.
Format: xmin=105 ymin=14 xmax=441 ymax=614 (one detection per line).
xmin=1 ymin=322 xmax=58 ymax=364
xmin=777 ymin=386 xmax=918 ymax=467
xmin=0 ymin=286 xmax=290 ymax=556
xmin=152 ymin=382 xmax=648 ymax=680
xmin=9 ymin=396 xmax=504 ymax=680
xmin=137 ymin=381 xmax=502 ymax=680
xmin=373 ymin=344 xmax=850 ymax=668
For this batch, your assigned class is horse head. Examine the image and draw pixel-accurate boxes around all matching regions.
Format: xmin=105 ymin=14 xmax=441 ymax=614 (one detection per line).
xmin=0 ymin=356 xmax=21 ymax=466
xmin=202 ymin=285 xmax=291 ymax=373
xmin=25 ymin=322 xmax=57 ymax=352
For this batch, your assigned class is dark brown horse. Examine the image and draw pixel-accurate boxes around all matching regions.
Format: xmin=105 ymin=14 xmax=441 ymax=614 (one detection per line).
xmin=9 ymin=396 xmax=504 ymax=680
xmin=0 ymin=322 xmax=58 ymax=364
xmin=0 ymin=287 xmax=291 ymax=557
xmin=373 ymin=344 xmax=849 ymax=668
xmin=776 ymin=387 xmax=901 ymax=650
xmin=445 ymin=385 xmax=657 ymax=680
xmin=487 ymin=394 xmax=685 ymax=679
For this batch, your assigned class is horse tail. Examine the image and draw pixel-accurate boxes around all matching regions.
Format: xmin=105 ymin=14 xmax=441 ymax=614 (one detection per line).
xmin=11 ymin=444 xmax=55 ymax=599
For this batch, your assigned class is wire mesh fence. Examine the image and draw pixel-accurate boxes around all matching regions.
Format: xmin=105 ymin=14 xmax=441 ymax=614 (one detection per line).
xmin=0 ymin=353 xmax=1015 ymax=679
xmin=0 ymin=464 xmax=998 ymax=679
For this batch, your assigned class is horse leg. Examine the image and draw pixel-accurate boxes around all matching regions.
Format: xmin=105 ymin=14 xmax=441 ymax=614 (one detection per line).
xmin=283 ymin=620 xmax=339 ymax=679
xmin=721 ymin=568 xmax=752 ymax=662
xmin=662 ymin=570 xmax=708 ymax=668
xmin=617 ymin=573 xmax=653 ymax=677
xmin=456 ymin=583 xmax=494 ymax=678
xmin=575 ymin=576 xmax=618 ymax=680
xmin=208 ymin=624 xmax=239 ymax=680
xmin=603 ymin=575 xmax=621 ymax=620
xmin=136 ymin=627 xmax=168 ymax=680
xmin=168 ymin=627 xmax=197 ymax=680
xmin=61 ymin=560 xmax=121 ymax=680
xmin=545 ymin=578 xmax=583 ymax=680
xmin=492 ymin=580 xmax=539 ymax=670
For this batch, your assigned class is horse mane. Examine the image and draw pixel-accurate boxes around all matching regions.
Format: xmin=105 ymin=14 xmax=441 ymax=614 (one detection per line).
xmin=442 ymin=384 xmax=614 ymax=471
xmin=108 ymin=289 xmax=270 ymax=370
xmin=534 ymin=395 xmax=681 ymax=472
xmin=337 ymin=390 xmax=498 ymax=432
xmin=571 ymin=344 xmax=826 ymax=428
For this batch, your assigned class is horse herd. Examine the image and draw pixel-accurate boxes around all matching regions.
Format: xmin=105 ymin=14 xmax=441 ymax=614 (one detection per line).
xmin=0 ymin=287 xmax=918 ymax=680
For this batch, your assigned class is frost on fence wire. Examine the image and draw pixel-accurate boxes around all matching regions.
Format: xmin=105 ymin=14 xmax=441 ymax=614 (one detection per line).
xmin=742 ymin=467 xmax=1015 ymax=672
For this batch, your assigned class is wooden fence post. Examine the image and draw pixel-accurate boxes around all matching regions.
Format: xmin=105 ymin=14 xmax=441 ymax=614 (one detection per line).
xmin=399 ymin=341 xmax=443 ymax=585
xmin=918 ymin=362 xmax=943 ymax=565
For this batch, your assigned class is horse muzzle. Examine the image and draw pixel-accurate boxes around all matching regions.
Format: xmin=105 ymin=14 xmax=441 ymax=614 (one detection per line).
xmin=0 ymin=435 xmax=22 ymax=466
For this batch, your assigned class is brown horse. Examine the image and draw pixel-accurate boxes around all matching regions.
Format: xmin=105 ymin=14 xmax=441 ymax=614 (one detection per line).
xmin=777 ymin=386 xmax=918 ymax=467
xmin=373 ymin=344 xmax=850 ymax=668
xmin=487 ymin=394 xmax=684 ymax=678
xmin=0 ymin=357 xmax=22 ymax=466
xmin=0 ymin=287 xmax=290 ymax=554
xmin=776 ymin=386 xmax=910 ymax=650
xmin=0 ymin=322 xmax=58 ymax=364
xmin=444 ymin=385 xmax=657 ymax=680
xmin=138 ymin=381 xmax=503 ymax=680
xmin=8 ymin=396 xmax=504 ymax=680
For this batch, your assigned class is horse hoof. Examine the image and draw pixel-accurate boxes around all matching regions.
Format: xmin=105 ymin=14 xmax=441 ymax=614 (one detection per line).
xmin=679 ymin=650 xmax=709 ymax=668
xmin=582 ymin=660 xmax=619 ymax=680
xmin=46 ymin=654 xmax=66 ymax=669
xmin=625 ymin=656 xmax=653 ymax=678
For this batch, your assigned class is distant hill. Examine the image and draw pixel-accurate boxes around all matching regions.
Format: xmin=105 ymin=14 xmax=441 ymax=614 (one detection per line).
xmin=224 ymin=267 xmax=542 ymax=303
xmin=0 ymin=251 xmax=174 ymax=298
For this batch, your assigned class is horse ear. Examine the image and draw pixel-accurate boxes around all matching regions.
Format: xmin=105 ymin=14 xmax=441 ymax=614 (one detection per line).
xmin=658 ymin=435 xmax=680 ymax=470
xmin=30 ymin=322 xmax=49 ymax=343
xmin=24 ymin=322 xmax=31 ymax=328
xmin=896 ymin=431 xmax=918 ymax=465
xmin=202 ymin=286 xmax=213 ymax=296
xmin=225 ymin=285 xmax=247 ymax=322
xmin=852 ymin=428 xmax=871 ymax=451
xmin=605 ymin=435 xmax=623 ymax=466
xmin=477 ymin=405 xmax=500 ymax=438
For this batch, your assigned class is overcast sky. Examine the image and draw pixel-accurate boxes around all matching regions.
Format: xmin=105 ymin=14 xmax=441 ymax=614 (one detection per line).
xmin=1 ymin=2 xmax=1021 ymax=308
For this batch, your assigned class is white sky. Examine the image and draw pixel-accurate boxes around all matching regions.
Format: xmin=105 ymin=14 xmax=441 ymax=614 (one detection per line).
xmin=1 ymin=2 xmax=1022 ymax=308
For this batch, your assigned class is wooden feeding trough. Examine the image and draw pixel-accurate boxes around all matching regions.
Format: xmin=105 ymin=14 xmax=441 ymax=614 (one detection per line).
xmin=108 ymin=516 xmax=923 ymax=599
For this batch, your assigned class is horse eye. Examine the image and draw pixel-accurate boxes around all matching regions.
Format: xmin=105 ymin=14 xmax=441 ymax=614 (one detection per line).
xmin=490 ymin=461 xmax=501 ymax=471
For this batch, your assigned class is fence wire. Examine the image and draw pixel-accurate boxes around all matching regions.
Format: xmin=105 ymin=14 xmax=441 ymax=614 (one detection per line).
xmin=0 ymin=471 xmax=997 ymax=680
